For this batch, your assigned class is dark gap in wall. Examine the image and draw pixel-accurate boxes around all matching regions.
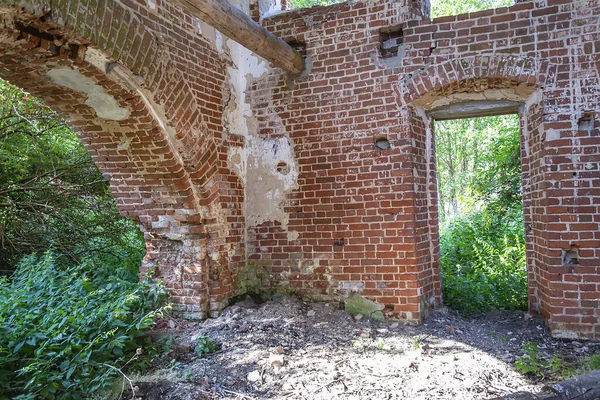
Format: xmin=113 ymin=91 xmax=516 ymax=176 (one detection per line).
xmin=562 ymin=246 xmax=580 ymax=267
xmin=286 ymin=39 xmax=307 ymax=58
xmin=578 ymin=111 xmax=594 ymax=132
xmin=379 ymin=25 xmax=403 ymax=59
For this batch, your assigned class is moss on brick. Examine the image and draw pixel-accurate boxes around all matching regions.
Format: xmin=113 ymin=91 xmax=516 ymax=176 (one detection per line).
xmin=344 ymin=294 xmax=385 ymax=321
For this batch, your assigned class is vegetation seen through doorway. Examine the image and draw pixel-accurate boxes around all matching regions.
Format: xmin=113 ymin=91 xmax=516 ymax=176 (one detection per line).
xmin=435 ymin=114 xmax=527 ymax=314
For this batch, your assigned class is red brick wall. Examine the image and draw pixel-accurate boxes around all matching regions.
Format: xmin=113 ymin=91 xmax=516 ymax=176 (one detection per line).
xmin=250 ymin=0 xmax=600 ymax=338
xmin=1 ymin=0 xmax=599 ymax=339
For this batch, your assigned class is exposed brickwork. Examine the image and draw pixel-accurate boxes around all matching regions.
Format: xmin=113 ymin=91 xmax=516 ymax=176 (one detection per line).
xmin=251 ymin=0 xmax=600 ymax=338
xmin=0 ymin=0 xmax=598 ymax=339
xmin=0 ymin=3 xmax=245 ymax=319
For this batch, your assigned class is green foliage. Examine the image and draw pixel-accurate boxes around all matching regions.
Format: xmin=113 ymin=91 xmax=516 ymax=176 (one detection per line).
xmin=437 ymin=115 xmax=527 ymax=314
xmin=430 ymin=0 xmax=514 ymax=19
xmin=0 ymin=252 xmax=167 ymax=399
xmin=0 ymin=80 xmax=155 ymax=397
xmin=440 ymin=207 xmax=527 ymax=314
xmin=586 ymin=354 xmax=600 ymax=371
xmin=0 ymin=79 xmax=145 ymax=273
xmin=572 ymin=353 xmax=600 ymax=377
xmin=435 ymin=115 xmax=521 ymax=225
xmin=288 ymin=0 xmax=343 ymax=9
xmin=515 ymin=342 xmax=573 ymax=380
xmin=194 ymin=335 xmax=221 ymax=357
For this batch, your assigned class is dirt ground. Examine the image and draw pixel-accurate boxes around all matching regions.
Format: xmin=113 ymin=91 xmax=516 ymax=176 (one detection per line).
xmin=128 ymin=295 xmax=600 ymax=400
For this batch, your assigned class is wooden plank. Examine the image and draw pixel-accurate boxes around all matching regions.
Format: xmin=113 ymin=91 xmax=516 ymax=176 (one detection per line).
xmin=176 ymin=0 xmax=304 ymax=74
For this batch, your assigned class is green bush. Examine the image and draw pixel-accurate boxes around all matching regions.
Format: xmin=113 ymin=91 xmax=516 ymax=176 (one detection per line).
xmin=0 ymin=252 xmax=167 ymax=399
xmin=289 ymin=0 xmax=343 ymax=9
xmin=440 ymin=206 xmax=527 ymax=314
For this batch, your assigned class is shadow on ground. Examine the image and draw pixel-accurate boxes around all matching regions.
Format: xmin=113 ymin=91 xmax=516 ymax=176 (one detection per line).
xmin=129 ymin=296 xmax=600 ymax=400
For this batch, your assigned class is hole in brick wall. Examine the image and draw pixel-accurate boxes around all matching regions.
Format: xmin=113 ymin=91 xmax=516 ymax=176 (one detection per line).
xmin=286 ymin=39 xmax=307 ymax=59
xmin=276 ymin=161 xmax=290 ymax=175
xmin=374 ymin=135 xmax=391 ymax=151
xmin=578 ymin=112 xmax=594 ymax=132
xmin=334 ymin=239 xmax=344 ymax=247
xmin=379 ymin=26 xmax=404 ymax=59
xmin=561 ymin=246 xmax=580 ymax=266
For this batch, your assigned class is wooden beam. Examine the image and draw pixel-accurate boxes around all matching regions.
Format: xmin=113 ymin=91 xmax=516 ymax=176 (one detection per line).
xmin=176 ymin=0 xmax=304 ymax=74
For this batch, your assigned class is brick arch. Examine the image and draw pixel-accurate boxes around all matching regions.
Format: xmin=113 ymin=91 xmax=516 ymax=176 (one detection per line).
xmin=395 ymin=55 xmax=556 ymax=108
xmin=0 ymin=4 xmax=243 ymax=318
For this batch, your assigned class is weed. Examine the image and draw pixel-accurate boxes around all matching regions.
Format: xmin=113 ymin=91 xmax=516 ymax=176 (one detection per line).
xmin=181 ymin=368 xmax=195 ymax=382
xmin=588 ymin=354 xmax=600 ymax=370
xmin=194 ymin=335 xmax=220 ymax=357
xmin=515 ymin=342 xmax=573 ymax=380
xmin=573 ymin=352 xmax=600 ymax=376
xmin=376 ymin=338 xmax=385 ymax=351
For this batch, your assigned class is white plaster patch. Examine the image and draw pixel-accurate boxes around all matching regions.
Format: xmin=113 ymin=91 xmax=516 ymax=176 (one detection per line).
xmin=215 ymin=31 xmax=223 ymax=54
xmin=545 ymin=128 xmax=561 ymax=142
xmin=551 ymin=330 xmax=580 ymax=340
xmin=245 ymin=135 xmax=298 ymax=227
xmin=222 ymin=30 xmax=298 ymax=230
xmin=147 ymin=0 xmax=157 ymax=10
xmin=84 ymin=48 xmax=110 ymax=73
xmin=259 ymin=0 xmax=283 ymax=18
xmin=227 ymin=146 xmax=247 ymax=185
xmin=224 ymin=38 xmax=268 ymax=137
xmin=47 ymin=67 xmax=129 ymax=121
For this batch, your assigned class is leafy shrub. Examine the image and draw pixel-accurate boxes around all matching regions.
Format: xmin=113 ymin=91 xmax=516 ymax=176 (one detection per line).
xmin=289 ymin=0 xmax=343 ymax=9
xmin=0 ymin=252 xmax=167 ymax=399
xmin=440 ymin=200 xmax=527 ymax=314
xmin=574 ymin=353 xmax=600 ymax=376
xmin=437 ymin=114 xmax=527 ymax=315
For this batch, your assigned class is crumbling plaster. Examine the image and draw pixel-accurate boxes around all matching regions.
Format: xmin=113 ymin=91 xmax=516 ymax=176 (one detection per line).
xmin=218 ymin=0 xmax=299 ymax=234
xmin=47 ymin=67 xmax=129 ymax=121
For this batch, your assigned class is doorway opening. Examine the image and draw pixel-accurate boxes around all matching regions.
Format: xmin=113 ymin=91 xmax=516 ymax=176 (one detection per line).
xmin=433 ymin=113 xmax=527 ymax=314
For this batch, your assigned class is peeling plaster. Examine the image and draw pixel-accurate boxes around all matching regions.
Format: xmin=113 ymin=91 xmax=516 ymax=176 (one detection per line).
xmin=224 ymin=36 xmax=299 ymax=229
xmin=47 ymin=67 xmax=129 ymax=121
xmin=258 ymin=0 xmax=283 ymax=19
xmin=245 ymin=135 xmax=298 ymax=227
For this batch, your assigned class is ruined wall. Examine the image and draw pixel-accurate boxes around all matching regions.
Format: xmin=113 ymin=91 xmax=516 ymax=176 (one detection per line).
xmin=0 ymin=0 xmax=246 ymax=318
xmin=247 ymin=0 xmax=600 ymax=339
xmin=0 ymin=0 xmax=599 ymax=340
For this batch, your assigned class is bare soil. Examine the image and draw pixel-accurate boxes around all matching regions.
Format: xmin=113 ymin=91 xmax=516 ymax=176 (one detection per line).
xmin=128 ymin=295 xmax=600 ymax=400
